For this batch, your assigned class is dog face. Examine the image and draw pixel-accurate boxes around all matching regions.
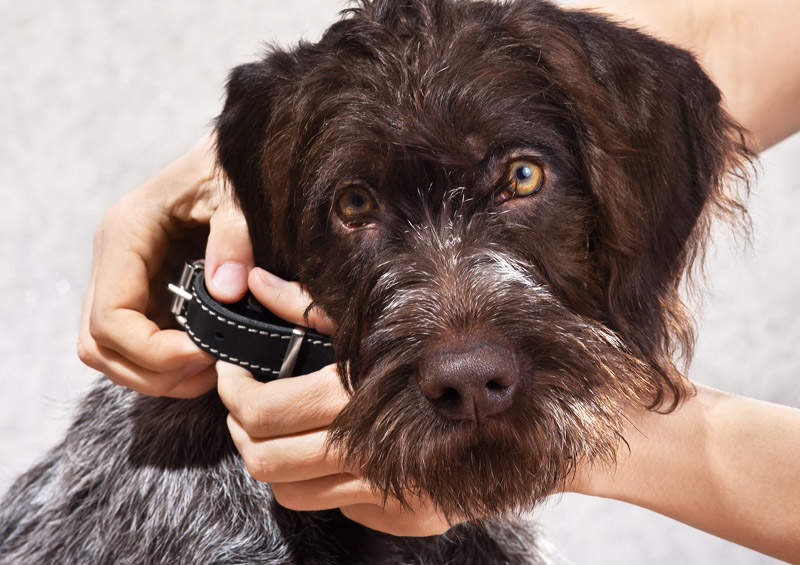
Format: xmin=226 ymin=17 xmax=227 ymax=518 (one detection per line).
xmin=216 ymin=0 xmax=750 ymax=519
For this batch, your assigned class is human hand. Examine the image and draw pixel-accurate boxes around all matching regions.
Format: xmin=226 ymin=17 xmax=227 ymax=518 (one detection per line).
xmin=78 ymin=134 xmax=255 ymax=398
xmin=217 ymin=268 xmax=457 ymax=536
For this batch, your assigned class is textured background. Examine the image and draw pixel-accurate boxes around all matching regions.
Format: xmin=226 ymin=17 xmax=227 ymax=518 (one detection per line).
xmin=1 ymin=1 xmax=797 ymax=563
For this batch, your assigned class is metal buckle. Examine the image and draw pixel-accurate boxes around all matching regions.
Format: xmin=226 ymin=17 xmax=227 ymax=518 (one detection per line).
xmin=278 ymin=327 xmax=307 ymax=379
xmin=168 ymin=260 xmax=204 ymax=328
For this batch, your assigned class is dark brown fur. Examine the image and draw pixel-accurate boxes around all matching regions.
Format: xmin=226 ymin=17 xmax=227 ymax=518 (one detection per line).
xmin=216 ymin=0 xmax=751 ymax=521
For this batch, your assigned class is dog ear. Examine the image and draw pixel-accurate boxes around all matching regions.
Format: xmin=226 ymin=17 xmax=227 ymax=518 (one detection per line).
xmin=215 ymin=53 xmax=302 ymax=276
xmin=547 ymin=8 xmax=753 ymax=405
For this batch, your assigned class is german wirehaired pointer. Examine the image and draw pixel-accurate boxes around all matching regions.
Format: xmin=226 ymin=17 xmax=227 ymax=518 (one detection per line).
xmin=0 ymin=0 xmax=750 ymax=563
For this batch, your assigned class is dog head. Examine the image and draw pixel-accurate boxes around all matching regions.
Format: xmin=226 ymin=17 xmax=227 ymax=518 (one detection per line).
xmin=216 ymin=0 xmax=750 ymax=520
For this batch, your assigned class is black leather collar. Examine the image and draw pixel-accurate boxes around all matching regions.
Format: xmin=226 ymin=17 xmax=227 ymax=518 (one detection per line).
xmin=169 ymin=261 xmax=334 ymax=381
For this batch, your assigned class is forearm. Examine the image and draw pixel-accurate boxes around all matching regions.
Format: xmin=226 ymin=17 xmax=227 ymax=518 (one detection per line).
xmin=572 ymin=0 xmax=800 ymax=150
xmin=581 ymin=386 xmax=800 ymax=562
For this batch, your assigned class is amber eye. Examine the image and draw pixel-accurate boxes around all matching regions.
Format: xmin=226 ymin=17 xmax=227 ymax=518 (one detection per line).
xmin=503 ymin=159 xmax=544 ymax=197
xmin=335 ymin=186 xmax=378 ymax=227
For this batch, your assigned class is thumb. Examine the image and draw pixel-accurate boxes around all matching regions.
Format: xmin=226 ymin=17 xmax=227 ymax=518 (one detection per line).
xmin=205 ymin=196 xmax=254 ymax=302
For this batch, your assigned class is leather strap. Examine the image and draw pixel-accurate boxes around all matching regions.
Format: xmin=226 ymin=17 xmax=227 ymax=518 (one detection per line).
xmin=169 ymin=261 xmax=334 ymax=381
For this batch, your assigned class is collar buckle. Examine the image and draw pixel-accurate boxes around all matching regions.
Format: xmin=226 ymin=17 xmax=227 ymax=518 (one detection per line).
xmin=168 ymin=260 xmax=205 ymax=328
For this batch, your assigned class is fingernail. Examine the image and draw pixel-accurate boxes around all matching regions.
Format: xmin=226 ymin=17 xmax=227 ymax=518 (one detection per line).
xmin=254 ymin=267 xmax=287 ymax=288
xmin=212 ymin=262 xmax=248 ymax=294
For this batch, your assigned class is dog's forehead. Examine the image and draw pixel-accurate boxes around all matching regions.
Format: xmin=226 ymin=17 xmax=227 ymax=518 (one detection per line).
xmin=295 ymin=8 xmax=580 ymax=148
xmin=292 ymin=37 xmax=577 ymax=198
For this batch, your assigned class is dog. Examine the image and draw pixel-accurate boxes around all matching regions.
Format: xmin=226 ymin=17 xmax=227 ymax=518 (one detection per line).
xmin=0 ymin=0 xmax=751 ymax=563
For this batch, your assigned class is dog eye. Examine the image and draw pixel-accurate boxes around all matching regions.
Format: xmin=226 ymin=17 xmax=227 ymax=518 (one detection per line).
xmin=497 ymin=160 xmax=544 ymax=202
xmin=335 ymin=186 xmax=378 ymax=227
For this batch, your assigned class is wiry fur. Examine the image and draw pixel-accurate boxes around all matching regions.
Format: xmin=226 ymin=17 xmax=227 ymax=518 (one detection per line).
xmin=0 ymin=382 xmax=543 ymax=564
xmin=1 ymin=0 xmax=751 ymax=563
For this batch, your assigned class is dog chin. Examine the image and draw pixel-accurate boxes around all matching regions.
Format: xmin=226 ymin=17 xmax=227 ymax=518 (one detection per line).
xmin=328 ymin=320 xmax=659 ymax=519
xmin=329 ymin=387 xmax=617 ymax=519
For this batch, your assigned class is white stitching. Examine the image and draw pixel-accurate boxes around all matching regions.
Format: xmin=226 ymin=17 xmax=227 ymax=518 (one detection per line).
xmin=183 ymin=322 xmax=279 ymax=376
xmin=191 ymin=289 xmax=290 ymax=340
xmin=190 ymin=289 xmax=332 ymax=348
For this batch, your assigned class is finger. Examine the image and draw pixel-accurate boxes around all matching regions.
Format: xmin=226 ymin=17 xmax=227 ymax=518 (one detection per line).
xmin=79 ymin=272 xmax=215 ymax=397
xmin=271 ymin=474 xmax=379 ymax=512
xmin=339 ymin=502 xmax=453 ymax=538
xmin=90 ymin=303 xmax=214 ymax=374
xmin=205 ymin=197 xmax=254 ymax=302
xmin=227 ymin=415 xmax=344 ymax=483
xmin=166 ymin=366 xmax=218 ymax=398
xmin=248 ymin=268 xmax=336 ymax=335
xmin=217 ymin=361 xmax=348 ymax=438
xmin=89 ymin=215 xmax=215 ymax=373
xmin=77 ymin=258 xmax=101 ymax=364
xmin=84 ymin=337 xmax=216 ymax=398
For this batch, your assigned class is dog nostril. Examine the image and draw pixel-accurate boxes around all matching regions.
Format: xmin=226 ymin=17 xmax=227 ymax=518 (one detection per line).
xmin=486 ymin=379 xmax=506 ymax=392
xmin=437 ymin=387 xmax=461 ymax=405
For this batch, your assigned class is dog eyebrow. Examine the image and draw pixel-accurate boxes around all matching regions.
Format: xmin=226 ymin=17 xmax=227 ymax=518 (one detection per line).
xmin=463 ymin=133 xmax=488 ymax=162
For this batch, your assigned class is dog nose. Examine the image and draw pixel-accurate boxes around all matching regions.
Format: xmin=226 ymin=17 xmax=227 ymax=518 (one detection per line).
xmin=417 ymin=339 xmax=519 ymax=421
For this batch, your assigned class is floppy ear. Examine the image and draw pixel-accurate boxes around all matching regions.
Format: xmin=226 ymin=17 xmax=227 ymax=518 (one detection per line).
xmin=215 ymin=52 xmax=303 ymax=277
xmin=552 ymin=8 xmax=753 ymax=404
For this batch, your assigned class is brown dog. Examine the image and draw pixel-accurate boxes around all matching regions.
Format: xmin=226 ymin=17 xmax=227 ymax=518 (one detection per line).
xmin=217 ymin=0 xmax=751 ymax=520
xmin=0 ymin=1 xmax=751 ymax=563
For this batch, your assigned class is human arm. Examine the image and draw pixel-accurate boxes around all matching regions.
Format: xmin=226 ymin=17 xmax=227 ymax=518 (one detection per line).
xmin=572 ymin=0 xmax=800 ymax=151
xmin=555 ymin=3 xmax=800 ymax=556
xmin=569 ymin=385 xmax=800 ymax=563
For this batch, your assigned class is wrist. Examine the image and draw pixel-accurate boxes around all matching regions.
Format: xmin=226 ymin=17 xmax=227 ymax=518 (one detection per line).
xmin=137 ymin=133 xmax=222 ymax=227
xmin=569 ymin=386 xmax=718 ymax=503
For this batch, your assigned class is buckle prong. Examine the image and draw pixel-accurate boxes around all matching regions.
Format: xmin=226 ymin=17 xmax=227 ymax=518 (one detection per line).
xmin=168 ymin=260 xmax=204 ymax=328
xmin=278 ymin=327 xmax=306 ymax=379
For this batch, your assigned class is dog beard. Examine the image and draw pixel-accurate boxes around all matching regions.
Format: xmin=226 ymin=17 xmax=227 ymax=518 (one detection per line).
xmin=326 ymin=210 xmax=660 ymax=520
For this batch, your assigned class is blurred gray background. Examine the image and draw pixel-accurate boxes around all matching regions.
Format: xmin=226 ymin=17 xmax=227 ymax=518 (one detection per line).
xmin=1 ymin=1 xmax=797 ymax=563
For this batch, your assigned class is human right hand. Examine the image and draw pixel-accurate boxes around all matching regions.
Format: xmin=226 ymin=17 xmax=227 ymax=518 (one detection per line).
xmin=216 ymin=270 xmax=458 ymax=537
xmin=77 ymin=134 xmax=255 ymax=398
